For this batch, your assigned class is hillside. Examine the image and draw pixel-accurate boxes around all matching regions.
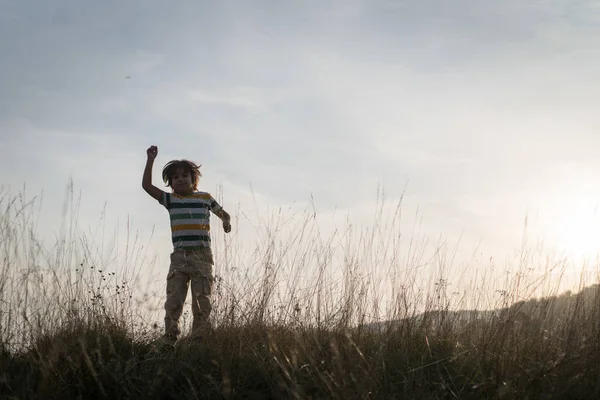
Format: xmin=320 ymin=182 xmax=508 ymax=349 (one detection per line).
xmin=2 ymin=285 xmax=600 ymax=399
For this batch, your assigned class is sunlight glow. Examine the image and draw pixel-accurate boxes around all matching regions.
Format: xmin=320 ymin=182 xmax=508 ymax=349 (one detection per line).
xmin=554 ymin=196 xmax=600 ymax=260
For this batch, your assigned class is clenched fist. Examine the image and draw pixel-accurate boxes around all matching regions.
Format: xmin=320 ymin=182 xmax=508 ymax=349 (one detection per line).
xmin=147 ymin=145 xmax=158 ymax=160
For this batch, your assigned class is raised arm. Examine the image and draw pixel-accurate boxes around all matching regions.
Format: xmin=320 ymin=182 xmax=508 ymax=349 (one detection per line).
xmin=142 ymin=145 xmax=165 ymax=202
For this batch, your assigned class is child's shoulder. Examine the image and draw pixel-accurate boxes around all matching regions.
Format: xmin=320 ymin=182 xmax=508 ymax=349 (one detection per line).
xmin=193 ymin=191 xmax=213 ymax=199
xmin=172 ymin=191 xmax=213 ymax=200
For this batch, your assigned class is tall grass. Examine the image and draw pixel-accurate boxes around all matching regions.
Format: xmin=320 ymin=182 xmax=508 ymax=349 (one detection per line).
xmin=1 ymin=186 xmax=600 ymax=399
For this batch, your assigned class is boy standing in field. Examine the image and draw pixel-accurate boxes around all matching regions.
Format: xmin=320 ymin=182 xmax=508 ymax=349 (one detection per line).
xmin=142 ymin=145 xmax=231 ymax=348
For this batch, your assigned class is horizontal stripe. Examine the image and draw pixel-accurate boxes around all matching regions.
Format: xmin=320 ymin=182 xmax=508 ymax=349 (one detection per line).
xmin=172 ymin=231 xmax=210 ymax=238
xmin=163 ymin=191 xmax=221 ymax=250
xmin=171 ymin=224 xmax=210 ymax=231
xmin=172 ymin=224 xmax=210 ymax=232
xmin=174 ymin=242 xmax=212 ymax=249
xmin=169 ymin=211 xmax=209 ymax=218
xmin=170 ymin=214 xmax=209 ymax=220
xmin=170 ymin=213 xmax=209 ymax=220
xmin=169 ymin=212 xmax=209 ymax=220
xmin=171 ymin=222 xmax=209 ymax=229
xmin=174 ymin=238 xmax=211 ymax=245
xmin=173 ymin=235 xmax=211 ymax=243
xmin=170 ymin=202 xmax=210 ymax=209
xmin=170 ymin=198 xmax=213 ymax=205
xmin=170 ymin=197 xmax=213 ymax=204
xmin=172 ymin=226 xmax=210 ymax=233
xmin=172 ymin=192 xmax=213 ymax=200
xmin=171 ymin=219 xmax=209 ymax=227
xmin=173 ymin=242 xmax=212 ymax=249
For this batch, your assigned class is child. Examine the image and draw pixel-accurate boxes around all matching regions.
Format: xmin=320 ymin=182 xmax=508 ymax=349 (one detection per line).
xmin=142 ymin=145 xmax=231 ymax=347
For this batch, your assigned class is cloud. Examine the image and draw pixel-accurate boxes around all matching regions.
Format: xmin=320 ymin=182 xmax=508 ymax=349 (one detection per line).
xmin=3 ymin=0 xmax=600 ymax=265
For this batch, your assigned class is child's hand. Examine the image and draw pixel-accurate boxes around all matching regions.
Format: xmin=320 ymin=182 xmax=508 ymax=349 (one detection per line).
xmin=223 ymin=221 xmax=232 ymax=233
xmin=147 ymin=145 xmax=158 ymax=160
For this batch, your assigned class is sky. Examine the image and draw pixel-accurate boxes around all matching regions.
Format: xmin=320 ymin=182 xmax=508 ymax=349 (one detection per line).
xmin=3 ymin=0 xmax=600 ymax=311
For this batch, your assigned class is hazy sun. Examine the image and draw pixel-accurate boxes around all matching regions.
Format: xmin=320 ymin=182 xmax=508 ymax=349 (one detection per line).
xmin=554 ymin=197 xmax=600 ymax=259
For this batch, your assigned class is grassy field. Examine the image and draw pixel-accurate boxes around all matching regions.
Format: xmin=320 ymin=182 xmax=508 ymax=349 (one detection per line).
xmin=2 ymin=189 xmax=600 ymax=399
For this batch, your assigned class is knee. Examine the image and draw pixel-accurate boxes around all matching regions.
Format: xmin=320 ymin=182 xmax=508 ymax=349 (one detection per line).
xmin=195 ymin=293 xmax=212 ymax=307
xmin=191 ymin=295 xmax=212 ymax=318
xmin=164 ymin=294 xmax=184 ymax=313
xmin=202 ymin=297 xmax=213 ymax=311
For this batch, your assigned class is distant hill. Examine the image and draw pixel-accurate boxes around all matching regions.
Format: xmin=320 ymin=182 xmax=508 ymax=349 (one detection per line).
xmin=361 ymin=284 xmax=600 ymax=333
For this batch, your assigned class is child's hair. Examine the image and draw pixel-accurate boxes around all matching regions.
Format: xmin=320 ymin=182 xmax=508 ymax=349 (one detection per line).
xmin=162 ymin=159 xmax=202 ymax=190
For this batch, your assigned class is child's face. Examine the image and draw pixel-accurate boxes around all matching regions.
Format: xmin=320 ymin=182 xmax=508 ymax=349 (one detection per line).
xmin=171 ymin=168 xmax=194 ymax=195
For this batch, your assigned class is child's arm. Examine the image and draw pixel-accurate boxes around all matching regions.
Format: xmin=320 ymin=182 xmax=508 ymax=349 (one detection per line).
xmin=142 ymin=145 xmax=165 ymax=203
xmin=214 ymin=209 xmax=232 ymax=233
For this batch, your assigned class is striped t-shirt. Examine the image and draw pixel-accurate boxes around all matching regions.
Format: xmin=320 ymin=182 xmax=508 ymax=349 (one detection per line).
xmin=160 ymin=191 xmax=223 ymax=250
